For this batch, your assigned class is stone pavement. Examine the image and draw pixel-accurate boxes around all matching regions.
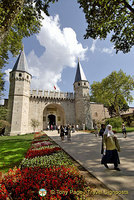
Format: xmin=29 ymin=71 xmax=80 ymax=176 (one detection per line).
xmin=46 ymin=130 xmax=134 ymax=200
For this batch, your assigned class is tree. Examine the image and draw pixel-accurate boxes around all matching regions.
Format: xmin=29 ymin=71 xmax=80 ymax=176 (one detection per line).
xmin=108 ymin=97 xmax=129 ymax=117
xmin=105 ymin=117 xmax=123 ymax=130
xmin=90 ymin=70 xmax=134 ymax=116
xmin=31 ymin=119 xmax=40 ymax=132
xmin=1 ymin=0 xmax=134 ymax=68
xmin=0 ymin=106 xmax=10 ymax=134
xmin=78 ymin=0 xmax=134 ymax=53
xmin=0 ymin=106 xmax=7 ymax=121
xmin=0 ymin=70 xmax=4 ymax=98
xmin=0 ymin=0 xmax=58 ymax=67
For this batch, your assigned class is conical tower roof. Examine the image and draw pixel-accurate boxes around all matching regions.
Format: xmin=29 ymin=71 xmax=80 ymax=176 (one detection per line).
xmin=74 ymin=59 xmax=87 ymax=82
xmin=12 ymin=48 xmax=29 ymax=73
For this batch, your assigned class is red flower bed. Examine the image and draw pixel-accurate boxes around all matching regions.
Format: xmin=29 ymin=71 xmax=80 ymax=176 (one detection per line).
xmin=32 ymin=140 xmax=45 ymax=144
xmin=25 ymin=147 xmax=61 ymax=158
xmin=0 ymin=184 xmax=10 ymax=200
xmin=32 ymin=141 xmax=53 ymax=148
xmin=2 ymin=166 xmax=87 ymax=200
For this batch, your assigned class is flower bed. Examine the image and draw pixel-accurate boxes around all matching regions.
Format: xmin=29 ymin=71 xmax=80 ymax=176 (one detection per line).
xmin=30 ymin=144 xmax=59 ymax=151
xmin=1 ymin=166 xmax=89 ymax=200
xmin=25 ymin=147 xmax=61 ymax=158
xmin=0 ymin=184 xmax=10 ymax=200
xmin=0 ymin=132 xmax=92 ymax=200
xmin=31 ymin=141 xmax=53 ymax=149
xmin=20 ymin=152 xmax=73 ymax=169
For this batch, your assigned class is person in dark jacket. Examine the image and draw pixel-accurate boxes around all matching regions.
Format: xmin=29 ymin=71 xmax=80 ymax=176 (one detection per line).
xmin=60 ymin=125 xmax=64 ymax=141
xmin=99 ymin=124 xmax=105 ymax=154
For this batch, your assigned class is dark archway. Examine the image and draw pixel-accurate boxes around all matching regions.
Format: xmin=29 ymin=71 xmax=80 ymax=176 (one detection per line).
xmin=48 ymin=115 xmax=56 ymax=127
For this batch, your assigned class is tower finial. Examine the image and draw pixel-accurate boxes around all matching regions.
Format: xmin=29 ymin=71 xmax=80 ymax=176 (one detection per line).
xmin=74 ymin=59 xmax=87 ymax=83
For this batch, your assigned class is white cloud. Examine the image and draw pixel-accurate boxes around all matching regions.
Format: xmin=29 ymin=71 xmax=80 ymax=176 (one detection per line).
xmin=0 ymin=99 xmax=4 ymax=105
xmin=90 ymin=39 xmax=98 ymax=53
xmin=101 ymin=46 xmax=114 ymax=55
xmin=4 ymin=68 xmax=12 ymax=82
xmin=27 ymin=13 xmax=88 ymax=91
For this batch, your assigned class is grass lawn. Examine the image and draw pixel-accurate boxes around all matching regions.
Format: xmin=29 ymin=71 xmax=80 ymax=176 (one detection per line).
xmin=113 ymin=127 xmax=134 ymax=133
xmin=0 ymin=134 xmax=34 ymax=173
xmin=82 ymin=127 xmax=134 ymax=134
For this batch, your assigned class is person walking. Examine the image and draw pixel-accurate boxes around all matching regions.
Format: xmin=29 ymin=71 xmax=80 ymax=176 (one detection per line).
xmin=60 ymin=125 xmax=64 ymax=141
xmin=94 ymin=123 xmax=98 ymax=137
xmin=122 ymin=122 xmax=127 ymax=138
xmin=101 ymin=124 xmax=121 ymax=171
xmin=76 ymin=124 xmax=79 ymax=132
xmin=99 ymin=124 xmax=105 ymax=154
xmin=57 ymin=125 xmax=60 ymax=134
xmin=67 ymin=125 xmax=71 ymax=142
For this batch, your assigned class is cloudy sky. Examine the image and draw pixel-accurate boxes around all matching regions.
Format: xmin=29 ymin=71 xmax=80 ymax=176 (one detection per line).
xmin=2 ymin=0 xmax=134 ymax=106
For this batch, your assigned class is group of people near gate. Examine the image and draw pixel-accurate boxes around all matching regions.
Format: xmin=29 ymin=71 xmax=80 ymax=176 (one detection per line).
xmin=98 ymin=122 xmax=127 ymax=171
xmin=58 ymin=124 xmax=78 ymax=142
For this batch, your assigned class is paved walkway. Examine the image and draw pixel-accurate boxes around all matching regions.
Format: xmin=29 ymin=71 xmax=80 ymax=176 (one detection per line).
xmin=46 ymin=130 xmax=134 ymax=200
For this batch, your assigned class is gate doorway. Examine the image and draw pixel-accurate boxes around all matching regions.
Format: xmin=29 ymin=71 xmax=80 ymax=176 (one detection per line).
xmin=48 ymin=115 xmax=56 ymax=127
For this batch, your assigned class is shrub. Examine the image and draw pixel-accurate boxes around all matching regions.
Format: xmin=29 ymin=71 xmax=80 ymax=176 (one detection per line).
xmin=105 ymin=117 xmax=123 ymax=129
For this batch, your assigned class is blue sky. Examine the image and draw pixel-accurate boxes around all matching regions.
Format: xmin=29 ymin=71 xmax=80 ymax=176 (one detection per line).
xmin=2 ymin=0 xmax=134 ymax=106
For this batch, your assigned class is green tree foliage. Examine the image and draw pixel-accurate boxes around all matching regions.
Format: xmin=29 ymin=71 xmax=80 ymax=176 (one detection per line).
xmin=0 ymin=70 xmax=4 ymax=98
xmin=0 ymin=106 xmax=9 ymax=131
xmin=1 ymin=0 xmax=134 ymax=68
xmin=0 ymin=106 xmax=7 ymax=121
xmin=90 ymin=70 xmax=134 ymax=116
xmin=0 ymin=0 xmax=58 ymax=67
xmin=31 ymin=119 xmax=40 ymax=132
xmin=78 ymin=0 xmax=134 ymax=53
xmin=105 ymin=117 xmax=123 ymax=129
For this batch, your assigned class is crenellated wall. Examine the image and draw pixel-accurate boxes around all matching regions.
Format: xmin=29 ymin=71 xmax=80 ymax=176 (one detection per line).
xmin=30 ymin=90 xmax=74 ymax=99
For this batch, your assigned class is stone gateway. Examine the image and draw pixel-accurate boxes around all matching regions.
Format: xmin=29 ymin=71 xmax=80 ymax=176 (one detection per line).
xmin=6 ymin=49 xmax=109 ymax=135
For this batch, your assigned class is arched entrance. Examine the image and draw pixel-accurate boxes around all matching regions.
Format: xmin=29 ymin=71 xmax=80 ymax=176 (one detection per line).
xmin=43 ymin=104 xmax=66 ymax=130
xmin=48 ymin=114 xmax=56 ymax=127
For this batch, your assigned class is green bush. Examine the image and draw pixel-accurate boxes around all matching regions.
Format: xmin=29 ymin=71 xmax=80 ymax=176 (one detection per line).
xmin=105 ymin=117 xmax=123 ymax=129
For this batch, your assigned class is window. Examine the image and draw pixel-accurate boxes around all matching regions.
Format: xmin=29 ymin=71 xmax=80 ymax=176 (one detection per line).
xmin=84 ymin=82 xmax=86 ymax=85
xmin=78 ymin=83 xmax=80 ymax=86
xmin=19 ymin=73 xmax=22 ymax=77
xmin=27 ymin=75 xmax=29 ymax=79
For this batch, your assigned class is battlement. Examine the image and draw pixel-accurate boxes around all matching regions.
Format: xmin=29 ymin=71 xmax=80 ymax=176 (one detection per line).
xmin=30 ymin=90 xmax=74 ymax=99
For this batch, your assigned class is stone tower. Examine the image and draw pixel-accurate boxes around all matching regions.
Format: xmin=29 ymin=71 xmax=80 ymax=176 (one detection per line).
xmin=6 ymin=49 xmax=32 ymax=135
xmin=74 ymin=60 xmax=93 ymax=129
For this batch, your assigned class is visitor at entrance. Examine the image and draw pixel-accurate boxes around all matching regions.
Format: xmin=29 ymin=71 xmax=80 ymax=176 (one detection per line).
xmin=60 ymin=125 xmax=64 ymax=141
xmin=64 ymin=126 xmax=68 ymax=135
xmin=47 ymin=124 xmax=50 ymax=130
xmin=122 ymin=122 xmax=127 ymax=138
xmin=67 ymin=125 xmax=71 ymax=142
xmin=76 ymin=124 xmax=79 ymax=132
xmin=50 ymin=124 xmax=53 ymax=131
xmin=72 ymin=125 xmax=75 ymax=133
xmin=94 ymin=123 xmax=98 ymax=137
xmin=57 ymin=125 xmax=60 ymax=134
xmin=101 ymin=124 xmax=121 ymax=171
